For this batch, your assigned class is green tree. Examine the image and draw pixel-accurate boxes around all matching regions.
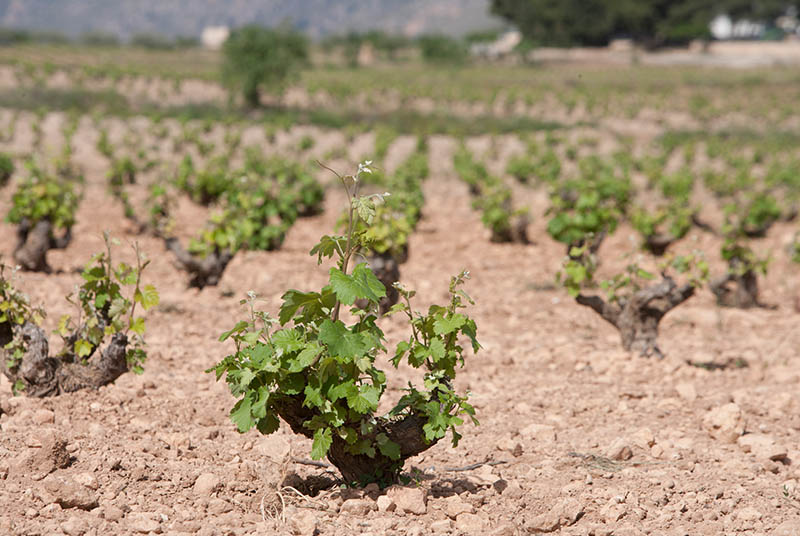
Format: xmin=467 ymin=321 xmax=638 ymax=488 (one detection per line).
xmin=489 ymin=0 xmax=795 ymax=48
xmin=222 ymin=25 xmax=309 ymax=108
xmin=418 ymin=34 xmax=468 ymax=64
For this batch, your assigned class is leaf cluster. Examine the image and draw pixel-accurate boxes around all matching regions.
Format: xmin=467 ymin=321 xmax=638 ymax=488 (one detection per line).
xmin=559 ymin=245 xmax=708 ymax=301
xmin=454 ymin=146 xmax=528 ymax=241
xmin=546 ymin=156 xmax=631 ymax=247
xmin=351 ymin=150 xmax=428 ymax=259
xmin=0 ymin=265 xmax=45 ymax=373
xmin=57 ymin=233 xmax=158 ymax=373
xmin=210 ymin=162 xmax=479 ymax=477
xmin=0 ymin=152 xmax=14 ymax=186
xmin=6 ymin=164 xmax=79 ymax=230
xmin=506 ymin=146 xmax=561 ymax=186
xmin=187 ymin=157 xmax=324 ymax=257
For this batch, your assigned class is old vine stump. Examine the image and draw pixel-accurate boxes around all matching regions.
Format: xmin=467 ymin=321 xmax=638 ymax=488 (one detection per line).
xmin=576 ymin=275 xmax=695 ymax=358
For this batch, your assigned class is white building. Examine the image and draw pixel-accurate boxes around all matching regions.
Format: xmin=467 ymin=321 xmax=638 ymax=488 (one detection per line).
xmin=202 ymin=26 xmax=229 ymax=50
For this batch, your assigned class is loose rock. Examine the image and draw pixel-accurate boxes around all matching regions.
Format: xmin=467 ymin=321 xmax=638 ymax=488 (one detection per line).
xmin=525 ymin=498 xmax=584 ymax=533
xmin=444 ymin=495 xmax=474 ymax=519
xmin=39 ymin=474 xmax=98 ymax=510
xmin=376 ymin=495 xmax=395 ymax=513
xmin=737 ymin=434 xmax=788 ymax=461
xmin=703 ymin=403 xmax=744 ymax=443
xmin=630 ymin=428 xmax=655 ymax=450
xmin=339 ymin=498 xmax=373 ymax=516
xmin=455 ymin=512 xmax=485 ymax=533
xmin=675 ymin=382 xmax=697 ymax=402
xmin=386 ymin=486 xmax=427 ymax=515
xmin=775 ymin=520 xmax=800 ymax=536
xmin=288 ymin=506 xmax=317 ymax=536
xmin=60 ymin=515 xmax=88 ymax=536
xmin=127 ymin=512 xmax=162 ymax=534
xmin=605 ymin=438 xmax=633 ymax=461
xmin=193 ymin=473 xmax=221 ymax=496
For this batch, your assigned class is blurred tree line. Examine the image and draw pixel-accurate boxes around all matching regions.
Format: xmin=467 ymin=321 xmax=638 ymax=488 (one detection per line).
xmin=490 ymin=0 xmax=798 ymax=47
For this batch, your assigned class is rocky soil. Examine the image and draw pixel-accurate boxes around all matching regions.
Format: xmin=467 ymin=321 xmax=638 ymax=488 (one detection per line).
xmin=1 ymin=114 xmax=799 ymax=536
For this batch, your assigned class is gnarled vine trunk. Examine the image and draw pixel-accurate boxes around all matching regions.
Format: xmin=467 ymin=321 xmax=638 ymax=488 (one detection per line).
xmin=710 ymin=269 xmax=760 ymax=308
xmin=14 ymin=219 xmax=72 ymax=272
xmin=643 ymin=233 xmax=677 ymax=256
xmin=272 ymin=393 xmax=438 ymax=484
xmin=165 ymin=237 xmax=233 ymax=289
xmin=576 ymin=276 xmax=695 ymax=358
xmin=0 ymin=322 xmax=129 ymax=397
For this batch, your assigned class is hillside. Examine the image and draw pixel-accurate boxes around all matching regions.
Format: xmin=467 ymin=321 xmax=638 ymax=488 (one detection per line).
xmin=0 ymin=0 xmax=501 ymax=39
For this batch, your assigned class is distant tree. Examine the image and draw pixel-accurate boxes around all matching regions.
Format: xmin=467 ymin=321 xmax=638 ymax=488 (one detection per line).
xmin=489 ymin=0 xmax=796 ymax=48
xmin=80 ymin=31 xmax=120 ymax=47
xmin=130 ymin=33 xmax=176 ymax=50
xmin=418 ymin=34 xmax=468 ymax=64
xmin=222 ymin=25 xmax=309 ymax=108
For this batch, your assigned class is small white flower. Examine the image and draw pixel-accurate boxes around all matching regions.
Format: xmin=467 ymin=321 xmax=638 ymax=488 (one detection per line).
xmin=357 ymin=161 xmax=373 ymax=176
xmin=247 ymin=290 xmax=256 ymax=300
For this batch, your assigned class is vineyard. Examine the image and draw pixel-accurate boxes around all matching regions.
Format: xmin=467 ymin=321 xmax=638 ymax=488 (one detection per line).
xmin=1 ymin=46 xmax=800 ymax=536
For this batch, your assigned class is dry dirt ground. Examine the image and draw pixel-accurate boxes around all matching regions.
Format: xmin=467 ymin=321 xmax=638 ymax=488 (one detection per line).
xmin=1 ymin=118 xmax=800 ymax=536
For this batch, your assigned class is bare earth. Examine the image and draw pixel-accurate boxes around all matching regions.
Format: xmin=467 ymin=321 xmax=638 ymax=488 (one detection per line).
xmin=1 ymin=117 xmax=800 ymax=536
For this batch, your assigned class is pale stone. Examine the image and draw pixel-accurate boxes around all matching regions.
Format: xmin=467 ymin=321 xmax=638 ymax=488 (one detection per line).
xmin=73 ymin=472 xmax=99 ymax=491
xmin=430 ymin=519 xmax=452 ymax=533
xmin=127 ymin=512 xmax=162 ymax=534
xmin=735 ymin=507 xmax=762 ymax=522
xmin=737 ymin=434 xmax=788 ymax=461
xmin=675 ymin=382 xmax=697 ymax=402
xmin=455 ymin=512 xmax=485 ymax=533
xmin=605 ymin=438 xmax=633 ymax=461
xmin=289 ymin=507 xmax=317 ymax=536
xmin=775 ymin=520 xmax=800 ymax=536
xmin=703 ymin=403 xmax=744 ymax=443
xmin=525 ymin=498 xmax=584 ymax=532
xmin=444 ymin=495 xmax=474 ymax=519
xmin=339 ymin=498 xmax=373 ymax=516
xmin=386 ymin=486 xmax=427 ymax=515
xmin=630 ymin=428 xmax=655 ymax=450
xmin=254 ymin=436 xmax=291 ymax=462
xmin=33 ymin=409 xmax=55 ymax=425
xmin=376 ymin=495 xmax=395 ymax=513
xmin=193 ymin=473 xmax=221 ymax=496
xmin=60 ymin=515 xmax=88 ymax=536
xmin=39 ymin=475 xmax=98 ymax=510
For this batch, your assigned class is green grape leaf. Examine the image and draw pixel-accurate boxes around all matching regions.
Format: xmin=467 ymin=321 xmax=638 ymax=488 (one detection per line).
xmin=346 ymin=384 xmax=381 ymax=414
xmin=74 ymin=339 xmax=93 ymax=358
xmin=311 ymin=427 xmax=332 ymax=460
xmin=230 ymin=396 xmax=254 ymax=433
xmin=429 ymin=338 xmax=446 ymax=362
xmin=136 ymin=284 xmax=160 ymax=310
xmin=329 ymin=264 xmax=385 ymax=305
xmin=318 ymin=319 xmax=369 ymax=360
xmin=256 ymin=414 xmax=279 ymax=435
xmin=376 ymin=433 xmax=401 ymax=460
xmin=433 ymin=313 xmax=466 ymax=336
xmin=288 ymin=343 xmax=321 ymax=373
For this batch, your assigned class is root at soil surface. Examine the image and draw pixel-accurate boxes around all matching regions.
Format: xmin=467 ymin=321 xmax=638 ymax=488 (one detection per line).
xmin=0 ymin=322 xmax=130 ymax=397
xmin=576 ymin=275 xmax=695 ymax=358
xmin=272 ymin=393 xmax=438 ymax=484
xmin=165 ymin=237 xmax=233 ymax=289
xmin=13 ymin=219 xmax=72 ymax=272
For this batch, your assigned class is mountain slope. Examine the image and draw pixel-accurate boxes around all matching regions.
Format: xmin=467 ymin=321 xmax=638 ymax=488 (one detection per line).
xmin=0 ymin=0 xmax=501 ymax=39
